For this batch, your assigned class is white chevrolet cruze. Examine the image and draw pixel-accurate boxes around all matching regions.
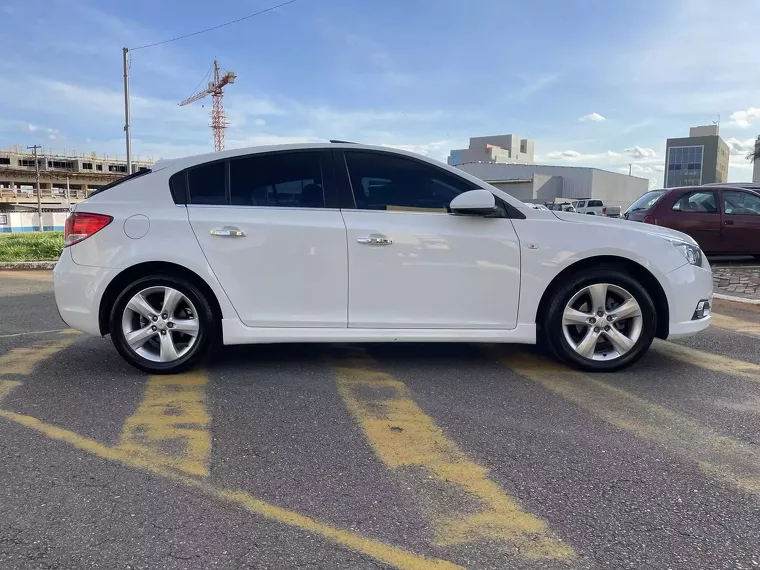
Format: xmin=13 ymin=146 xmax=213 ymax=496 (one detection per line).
xmin=54 ymin=142 xmax=713 ymax=373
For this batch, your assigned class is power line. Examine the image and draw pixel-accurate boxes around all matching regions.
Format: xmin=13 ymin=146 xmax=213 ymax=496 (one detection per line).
xmin=130 ymin=0 xmax=300 ymax=51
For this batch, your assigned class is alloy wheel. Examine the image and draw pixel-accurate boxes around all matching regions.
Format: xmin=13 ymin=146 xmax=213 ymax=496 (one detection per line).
xmin=121 ymin=286 xmax=200 ymax=363
xmin=561 ymin=283 xmax=643 ymax=361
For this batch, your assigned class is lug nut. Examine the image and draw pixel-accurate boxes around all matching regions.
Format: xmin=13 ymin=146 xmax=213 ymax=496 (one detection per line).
xmin=151 ymin=325 xmax=157 ymax=331
xmin=167 ymin=322 xmax=174 ymax=328
xmin=160 ymin=330 xmax=167 ymax=335
xmin=588 ymin=317 xmax=596 ymax=324
xmin=152 ymin=315 xmax=158 ymax=322
xmin=607 ymin=315 xmax=613 ymax=321
xmin=597 ymin=310 xmax=604 ymax=317
xmin=162 ymin=313 xmax=168 ymax=319
xmin=605 ymin=325 xmax=611 ymax=331
xmin=593 ymin=327 xmax=600 ymax=333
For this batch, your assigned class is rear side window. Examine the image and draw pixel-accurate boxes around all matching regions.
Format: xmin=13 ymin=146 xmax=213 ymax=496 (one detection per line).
xmin=344 ymin=151 xmax=476 ymax=212
xmin=723 ymin=190 xmax=760 ymax=215
xmin=188 ymin=161 xmax=225 ymax=205
xmin=672 ymin=191 xmax=717 ymax=213
xmin=229 ymin=152 xmax=324 ymax=208
xmin=588 ymin=200 xmax=603 ymax=207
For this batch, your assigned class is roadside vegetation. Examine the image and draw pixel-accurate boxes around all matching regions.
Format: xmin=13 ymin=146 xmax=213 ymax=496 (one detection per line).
xmin=0 ymin=231 xmax=64 ymax=262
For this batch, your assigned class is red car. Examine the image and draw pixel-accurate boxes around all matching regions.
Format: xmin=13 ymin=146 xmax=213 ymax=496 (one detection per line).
xmin=624 ymin=185 xmax=760 ymax=256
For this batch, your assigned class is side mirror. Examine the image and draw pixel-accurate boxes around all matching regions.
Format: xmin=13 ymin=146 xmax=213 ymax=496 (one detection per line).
xmin=449 ymin=189 xmax=497 ymax=216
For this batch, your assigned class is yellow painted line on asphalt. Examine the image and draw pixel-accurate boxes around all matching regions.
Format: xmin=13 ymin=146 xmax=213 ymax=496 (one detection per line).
xmin=0 ymin=335 xmax=79 ymax=377
xmin=0 ymin=328 xmax=78 ymax=339
xmin=0 ymin=380 xmax=21 ymax=403
xmin=0 ymin=409 xmax=464 ymax=570
xmin=333 ymin=350 xmax=574 ymax=560
xmin=710 ymin=312 xmax=760 ymax=337
xmin=499 ymin=351 xmax=760 ymax=495
xmin=117 ymin=371 xmax=212 ymax=477
xmin=652 ymin=340 xmax=760 ymax=383
xmin=0 ymin=270 xmax=53 ymax=281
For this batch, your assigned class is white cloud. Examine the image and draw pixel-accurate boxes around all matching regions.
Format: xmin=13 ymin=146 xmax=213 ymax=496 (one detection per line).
xmin=624 ymin=146 xmax=657 ymax=159
xmin=544 ymin=149 xmax=621 ymax=161
xmin=726 ymin=137 xmax=756 ymax=156
xmin=729 ymin=107 xmax=760 ymax=127
xmin=22 ymin=123 xmax=38 ymax=132
xmin=579 ymin=112 xmax=606 ymax=122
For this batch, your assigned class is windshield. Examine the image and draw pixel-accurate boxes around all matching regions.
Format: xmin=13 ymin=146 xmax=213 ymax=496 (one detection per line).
xmin=625 ymin=190 xmax=666 ymax=214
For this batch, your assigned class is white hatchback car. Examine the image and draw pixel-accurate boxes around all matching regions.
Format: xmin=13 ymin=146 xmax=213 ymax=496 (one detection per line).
xmin=54 ymin=143 xmax=712 ymax=373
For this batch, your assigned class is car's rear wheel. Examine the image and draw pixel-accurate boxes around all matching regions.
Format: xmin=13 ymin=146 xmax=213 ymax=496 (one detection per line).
xmin=109 ymin=275 xmax=217 ymax=373
xmin=541 ymin=269 xmax=657 ymax=372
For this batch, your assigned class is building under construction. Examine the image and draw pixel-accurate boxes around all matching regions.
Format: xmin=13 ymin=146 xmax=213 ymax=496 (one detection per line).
xmin=0 ymin=146 xmax=152 ymax=209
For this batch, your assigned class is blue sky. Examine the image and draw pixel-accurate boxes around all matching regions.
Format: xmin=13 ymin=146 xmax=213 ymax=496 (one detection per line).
xmin=1 ymin=0 xmax=759 ymax=187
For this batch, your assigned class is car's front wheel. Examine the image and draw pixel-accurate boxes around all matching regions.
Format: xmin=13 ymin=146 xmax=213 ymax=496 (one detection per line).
xmin=109 ymin=275 xmax=217 ymax=373
xmin=542 ymin=269 xmax=657 ymax=372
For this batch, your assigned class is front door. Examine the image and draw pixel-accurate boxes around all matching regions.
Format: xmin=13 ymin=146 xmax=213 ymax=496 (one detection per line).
xmin=720 ymin=189 xmax=760 ymax=254
xmin=339 ymin=150 xmax=521 ymax=330
xmin=664 ymin=190 xmax=721 ymax=253
xmin=186 ymin=150 xmax=348 ymax=328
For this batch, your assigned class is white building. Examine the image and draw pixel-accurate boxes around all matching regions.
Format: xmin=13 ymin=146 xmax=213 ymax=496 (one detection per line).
xmin=448 ymin=134 xmax=534 ymax=166
xmin=455 ymin=162 xmax=649 ymax=210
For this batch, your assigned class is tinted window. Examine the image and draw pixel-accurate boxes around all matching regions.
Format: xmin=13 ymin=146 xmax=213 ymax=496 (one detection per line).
xmin=723 ymin=191 xmax=760 ymax=215
xmin=577 ymin=201 xmax=586 ymax=207
xmin=230 ymin=152 xmax=324 ymax=208
xmin=672 ymin=191 xmax=717 ymax=213
xmin=344 ymin=151 xmax=476 ymax=212
xmin=188 ymin=161 xmax=225 ymax=205
xmin=588 ymin=200 xmax=603 ymax=207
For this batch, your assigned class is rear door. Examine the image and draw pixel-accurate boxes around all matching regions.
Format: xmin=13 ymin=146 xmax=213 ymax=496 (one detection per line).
xmin=661 ymin=189 xmax=721 ymax=253
xmin=720 ymin=189 xmax=760 ymax=254
xmin=186 ymin=150 xmax=348 ymax=328
xmin=338 ymin=150 xmax=521 ymax=330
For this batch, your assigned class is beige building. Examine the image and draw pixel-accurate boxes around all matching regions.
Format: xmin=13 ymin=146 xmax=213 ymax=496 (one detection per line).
xmin=0 ymin=146 xmax=152 ymax=213
xmin=448 ymin=134 xmax=535 ymax=166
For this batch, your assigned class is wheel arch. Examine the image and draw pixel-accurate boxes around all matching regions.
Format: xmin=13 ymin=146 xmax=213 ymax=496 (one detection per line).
xmin=98 ymin=261 xmax=224 ymax=336
xmin=535 ymin=256 xmax=670 ymax=340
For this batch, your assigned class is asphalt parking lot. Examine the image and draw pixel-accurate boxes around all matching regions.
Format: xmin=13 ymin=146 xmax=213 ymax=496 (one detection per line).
xmin=1 ymin=271 xmax=759 ymax=570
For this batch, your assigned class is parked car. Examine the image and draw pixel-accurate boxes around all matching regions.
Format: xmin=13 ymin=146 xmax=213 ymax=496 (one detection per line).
xmin=571 ymin=199 xmax=622 ymax=217
xmin=624 ymin=186 xmax=760 ymax=256
xmin=527 ymin=203 xmax=550 ymax=210
xmin=54 ymin=143 xmax=712 ymax=374
xmin=545 ymin=202 xmax=576 ymax=213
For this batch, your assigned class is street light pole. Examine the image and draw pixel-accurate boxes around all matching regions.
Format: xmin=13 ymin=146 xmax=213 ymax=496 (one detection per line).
xmin=27 ymin=144 xmax=43 ymax=231
xmin=122 ymin=47 xmax=133 ymax=174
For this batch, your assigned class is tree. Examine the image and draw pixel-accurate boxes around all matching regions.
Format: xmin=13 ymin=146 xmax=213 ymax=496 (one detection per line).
xmin=748 ymin=143 xmax=760 ymax=163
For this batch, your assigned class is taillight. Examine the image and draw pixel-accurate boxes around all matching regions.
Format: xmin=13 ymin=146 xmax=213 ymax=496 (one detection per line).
xmin=64 ymin=212 xmax=113 ymax=247
xmin=602 ymin=206 xmax=607 ymax=214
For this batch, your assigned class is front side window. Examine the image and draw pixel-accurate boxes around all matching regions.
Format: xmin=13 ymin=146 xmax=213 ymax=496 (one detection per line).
xmin=344 ymin=151 xmax=476 ymax=212
xmin=187 ymin=161 xmax=226 ymax=205
xmin=671 ymin=191 xmax=717 ymax=213
xmin=577 ymin=201 xmax=586 ymax=208
xmin=230 ymin=152 xmax=324 ymax=208
xmin=723 ymin=191 xmax=760 ymax=215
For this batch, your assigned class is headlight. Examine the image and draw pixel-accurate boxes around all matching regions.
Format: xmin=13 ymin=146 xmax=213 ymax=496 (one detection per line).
xmin=667 ymin=238 xmax=703 ymax=266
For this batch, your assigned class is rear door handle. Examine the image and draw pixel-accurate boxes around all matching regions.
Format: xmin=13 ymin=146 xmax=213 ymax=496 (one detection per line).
xmin=210 ymin=226 xmax=246 ymax=237
xmin=357 ymin=234 xmax=393 ymax=245
xmin=724 ymin=220 xmax=735 ymax=226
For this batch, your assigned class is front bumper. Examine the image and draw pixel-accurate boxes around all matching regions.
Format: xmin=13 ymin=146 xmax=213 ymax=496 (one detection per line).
xmin=664 ymin=262 xmax=713 ymax=339
xmin=54 ymin=249 xmax=120 ymax=336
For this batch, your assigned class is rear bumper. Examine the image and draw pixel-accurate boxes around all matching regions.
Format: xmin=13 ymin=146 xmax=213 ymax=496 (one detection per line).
xmin=664 ymin=262 xmax=713 ymax=339
xmin=54 ymin=249 xmax=119 ymax=336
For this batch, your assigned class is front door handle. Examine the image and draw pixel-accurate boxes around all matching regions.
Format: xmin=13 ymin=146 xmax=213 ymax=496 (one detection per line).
xmin=357 ymin=234 xmax=393 ymax=245
xmin=724 ymin=220 xmax=735 ymax=226
xmin=210 ymin=226 xmax=246 ymax=237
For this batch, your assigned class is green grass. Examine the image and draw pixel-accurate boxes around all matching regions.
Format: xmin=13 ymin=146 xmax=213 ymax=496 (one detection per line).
xmin=0 ymin=231 xmax=64 ymax=262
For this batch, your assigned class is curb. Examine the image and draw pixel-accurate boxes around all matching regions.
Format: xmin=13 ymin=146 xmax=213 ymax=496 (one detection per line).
xmin=0 ymin=261 xmax=56 ymax=270
xmin=713 ymin=292 xmax=760 ymax=306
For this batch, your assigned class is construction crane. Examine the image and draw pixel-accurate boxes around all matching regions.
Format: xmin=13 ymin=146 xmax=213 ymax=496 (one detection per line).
xmin=179 ymin=60 xmax=236 ymax=152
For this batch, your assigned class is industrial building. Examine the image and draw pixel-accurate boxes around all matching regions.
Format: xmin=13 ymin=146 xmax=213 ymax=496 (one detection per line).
xmin=664 ymin=125 xmax=729 ymax=187
xmin=0 ymin=147 xmax=152 ymax=231
xmin=448 ymin=134 xmax=534 ymax=166
xmin=454 ymin=162 xmax=649 ymax=210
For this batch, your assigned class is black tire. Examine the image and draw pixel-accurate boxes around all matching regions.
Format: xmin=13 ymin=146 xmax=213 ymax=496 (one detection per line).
xmin=586 ymin=212 xmax=595 ymax=215
xmin=541 ymin=268 xmax=657 ymax=372
xmin=109 ymin=274 xmax=218 ymax=374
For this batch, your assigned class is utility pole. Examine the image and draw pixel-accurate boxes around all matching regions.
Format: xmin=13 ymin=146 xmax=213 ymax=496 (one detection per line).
xmin=27 ymin=145 xmax=43 ymax=231
xmin=65 ymin=176 xmax=71 ymax=211
xmin=122 ymin=47 xmax=132 ymax=174
xmin=629 ymin=163 xmax=632 ymax=176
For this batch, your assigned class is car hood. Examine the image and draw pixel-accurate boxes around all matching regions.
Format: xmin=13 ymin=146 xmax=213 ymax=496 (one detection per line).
xmin=551 ymin=210 xmax=699 ymax=246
